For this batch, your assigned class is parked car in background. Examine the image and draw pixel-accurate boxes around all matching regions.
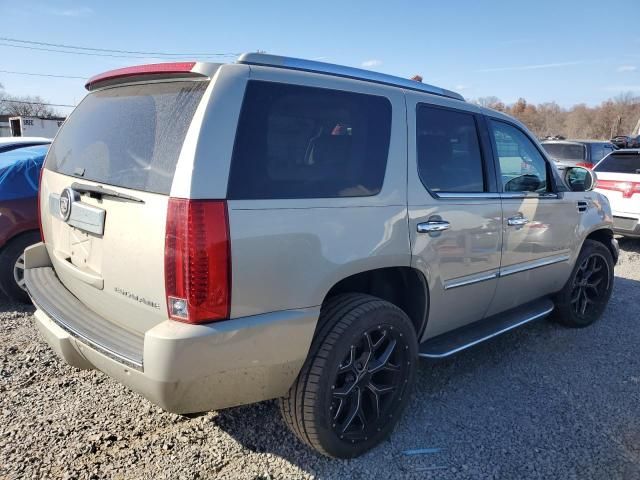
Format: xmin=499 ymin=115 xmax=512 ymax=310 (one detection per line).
xmin=610 ymin=135 xmax=636 ymax=149
xmin=0 ymin=144 xmax=47 ymax=301
xmin=0 ymin=136 xmax=51 ymax=153
xmin=25 ymin=54 xmax=617 ymax=459
xmin=541 ymin=139 xmax=616 ymax=169
xmin=594 ymin=149 xmax=640 ymax=237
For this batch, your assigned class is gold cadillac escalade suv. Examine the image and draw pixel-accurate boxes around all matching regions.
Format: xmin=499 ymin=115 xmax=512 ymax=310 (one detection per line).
xmin=25 ymin=54 xmax=618 ymax=458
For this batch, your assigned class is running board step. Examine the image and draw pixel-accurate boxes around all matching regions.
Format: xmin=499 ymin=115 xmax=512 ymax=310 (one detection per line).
xmin=419 ymin=298 xmax=554 ymax=359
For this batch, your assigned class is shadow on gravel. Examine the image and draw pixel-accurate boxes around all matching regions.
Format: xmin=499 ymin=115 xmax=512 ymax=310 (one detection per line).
xmin=0 ymin=293 xmax=35 ymax=315
xmin=617 ymin=237 xmax=640 ymax=254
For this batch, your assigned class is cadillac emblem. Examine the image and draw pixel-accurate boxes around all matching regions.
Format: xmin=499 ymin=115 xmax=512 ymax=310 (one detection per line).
xmin=59 ymin=188 xmax=78 ymax=221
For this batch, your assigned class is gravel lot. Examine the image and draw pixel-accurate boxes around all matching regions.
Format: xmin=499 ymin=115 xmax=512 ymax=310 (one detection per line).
xmin=2 ymin=239 xmax=640 ymax=480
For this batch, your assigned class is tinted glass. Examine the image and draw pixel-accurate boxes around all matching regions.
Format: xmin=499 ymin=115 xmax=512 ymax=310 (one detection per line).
xmin=416 ymin=106 xmax=484 ymax=192
xmin=228 ymin=81 xmax=391 ymax=199
xmin=490 ymin=120 xmax=549 ymax=192
xmin=594 ymin=154 xmax=640 ymax=174
xmin=590 ymin=144 xmax=606 ymax=163
xmin=541 ymin=143 xmax=586 ymax=161
xmin=46 ymin=81 xmax=207 ymax=194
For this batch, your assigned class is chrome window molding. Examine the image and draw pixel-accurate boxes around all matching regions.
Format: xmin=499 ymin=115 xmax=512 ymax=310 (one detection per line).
xmin=432 ymin=191 xmax=559 ymax=200
xmin=499 ymin=192 xmax=559 ymax=199
xmin=436 ymin=192 xmax=501 ymax=200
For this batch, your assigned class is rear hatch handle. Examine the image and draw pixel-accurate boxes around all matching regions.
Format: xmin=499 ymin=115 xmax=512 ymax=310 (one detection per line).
xmin=71 ymin=182 xmax=145 ymax=204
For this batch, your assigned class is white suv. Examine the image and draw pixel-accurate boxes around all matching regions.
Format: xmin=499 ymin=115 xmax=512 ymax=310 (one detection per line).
xmin=594 ymin=149 xmax=640 ymax=237
xmin=25 ymin=54 xmax=617 ymax=458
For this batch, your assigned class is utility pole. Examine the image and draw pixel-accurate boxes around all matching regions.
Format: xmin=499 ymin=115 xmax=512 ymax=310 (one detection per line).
xmin=633 ymin=117 xmax=640 ymax=136
xmin=611 ymin=115 xmax=622 ymax=138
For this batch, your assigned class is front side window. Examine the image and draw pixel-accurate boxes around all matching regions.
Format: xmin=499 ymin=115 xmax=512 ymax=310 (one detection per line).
xmin=416 ymin=105 xmax=485 ymax=193
xmin=227 ymin=81 xmax=392 ymax=199
xmin=490 ymin=120 xmax=549 ymax=193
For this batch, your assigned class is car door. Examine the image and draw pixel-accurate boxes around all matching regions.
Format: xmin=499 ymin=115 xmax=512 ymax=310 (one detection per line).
xmin=407 ymin=97 xmax=502 ymax=340
xmin=486 ymin=118 xmax=579 ymax=316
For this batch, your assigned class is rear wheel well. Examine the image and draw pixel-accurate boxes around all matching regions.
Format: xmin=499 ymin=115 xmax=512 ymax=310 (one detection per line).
xmin=320 ymin=267 xmax=428 ymax=339
xmin=585 ymin=229 xmax=617 ymax=262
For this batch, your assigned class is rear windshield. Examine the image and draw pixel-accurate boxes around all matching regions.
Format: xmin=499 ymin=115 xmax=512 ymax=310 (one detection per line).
xmin=594 ymin=154 xmax=640 ymax=174
xmin=46 ymin=81 xmax=207 ymax=194
xmin=541 ymin=143 xmax=586 ymax=161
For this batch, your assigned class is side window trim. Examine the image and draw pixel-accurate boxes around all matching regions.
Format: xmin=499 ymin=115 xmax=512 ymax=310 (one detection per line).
xmin=486 ymin=117 xmax=559 ymax=196
xmin=415 ymin=103 xmax=496 ymax=199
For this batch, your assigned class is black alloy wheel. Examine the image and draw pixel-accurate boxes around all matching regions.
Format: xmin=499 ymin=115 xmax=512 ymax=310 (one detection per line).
xmin=280 ymin=294 xmax=418 ymax=458
xmin=330 ymin=324 xmax=411 ymax=443
xmin=553 ymin=239 xmax=614 ymax=327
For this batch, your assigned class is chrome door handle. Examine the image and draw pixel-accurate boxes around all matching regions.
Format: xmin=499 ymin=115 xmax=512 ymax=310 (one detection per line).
xmin=507 ymin=216 xmax=529 ymax=226
xmin=417 ymin=220 xmax=450 ymax=233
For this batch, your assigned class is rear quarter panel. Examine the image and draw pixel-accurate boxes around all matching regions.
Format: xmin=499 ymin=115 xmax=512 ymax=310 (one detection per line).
xmin=226 ymin=67 xmax=410 ymax=318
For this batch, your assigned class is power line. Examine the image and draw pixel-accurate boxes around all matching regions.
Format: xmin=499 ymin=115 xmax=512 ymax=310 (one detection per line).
xmin=0 ymin=36 xmax=240 ymax=58
xmin=0 ymin=69 xmax=87 ymax=80
xmin=0 ymin=99 xmax=75 ymax=108
xmin=0 ymin=42 xmax=200 ymax=59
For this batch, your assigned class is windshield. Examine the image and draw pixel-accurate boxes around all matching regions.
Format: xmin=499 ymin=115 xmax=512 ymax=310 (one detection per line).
xmin=541 ymin=143 xmax=586 ymax=161
xmin=594 ymin=154 xmax=640 ymax=174
xmin=45 ymin=80 xmax=207 ymax=194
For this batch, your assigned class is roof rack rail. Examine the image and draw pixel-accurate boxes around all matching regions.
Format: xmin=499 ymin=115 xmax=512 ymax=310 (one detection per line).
xmin=237 ymin=53 xmax=465 ymax=102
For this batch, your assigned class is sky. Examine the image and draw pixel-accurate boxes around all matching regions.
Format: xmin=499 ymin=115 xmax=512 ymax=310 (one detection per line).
xmin=1 ymin=0 xmax=640 ymax=117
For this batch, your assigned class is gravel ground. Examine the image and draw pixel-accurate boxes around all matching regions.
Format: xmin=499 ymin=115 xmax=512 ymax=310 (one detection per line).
xmin=1 ymin=239 xmax=640 ymax=480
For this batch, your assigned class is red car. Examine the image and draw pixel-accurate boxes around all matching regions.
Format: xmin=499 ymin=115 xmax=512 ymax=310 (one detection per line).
xmin=0 ymin=143 xmax=49 ymax=302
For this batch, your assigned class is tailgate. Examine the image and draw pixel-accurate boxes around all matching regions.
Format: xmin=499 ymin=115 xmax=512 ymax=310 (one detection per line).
xmin=39 ymin=79 xmax=208 ymax=336
xmin=41 ymin=170 xmax=169 ymax=334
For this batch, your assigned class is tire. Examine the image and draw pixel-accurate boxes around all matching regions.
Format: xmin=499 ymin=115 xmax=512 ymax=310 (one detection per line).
xmin=552 ymin=239 xmax=614 ymax=328
xmin=280 ymin=293 xmax=418 ymax=458
xmin=0 ymin=231 xmax=40 ymax=303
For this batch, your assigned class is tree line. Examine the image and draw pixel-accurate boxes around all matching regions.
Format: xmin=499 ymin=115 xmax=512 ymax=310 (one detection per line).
xmin=473 ymin=93 xmax=640 ymax=140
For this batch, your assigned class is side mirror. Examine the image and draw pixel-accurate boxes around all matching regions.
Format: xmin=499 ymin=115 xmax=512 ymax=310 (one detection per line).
xmin=564 ymin=166 xmax=595 ymax=192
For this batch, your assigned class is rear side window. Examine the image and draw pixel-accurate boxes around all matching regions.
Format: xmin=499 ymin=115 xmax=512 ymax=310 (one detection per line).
xmin=416 ymin=105 xmax=485 ymax=192
xmin=227 ymin=81 xmax=392 ymax=199
xmin=46 ymin=81 xmax=207 ymax=194
xmin=594 ymin=154 xmax=640 ymax=174
xmin=541 ymin=143 xmax=585 ymax=161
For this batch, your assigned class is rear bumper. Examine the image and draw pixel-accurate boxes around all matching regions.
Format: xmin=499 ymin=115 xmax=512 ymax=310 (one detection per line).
xmin=24 ymin=243 xmax=318 ymax=414
xmin=612 ymin=215 xmax=640 ymax=238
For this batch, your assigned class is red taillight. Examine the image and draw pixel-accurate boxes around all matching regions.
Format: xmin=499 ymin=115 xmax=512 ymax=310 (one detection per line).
xmin=85 ymin=62 xmax=198 ymax=90
xmin=596 ymin=179 xmax=640 ymax=198
xmin=575 ymin=162 xmax=593 ymax=169
xmin=37 ymin=166 xmax=45 ymax=243
xmin=164 ymin=198 xmax=230 ymax=324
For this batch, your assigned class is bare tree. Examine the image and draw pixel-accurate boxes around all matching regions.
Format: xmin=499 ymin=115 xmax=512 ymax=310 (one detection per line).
xmin=0 ymin=84 xmax=58 ymax=118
